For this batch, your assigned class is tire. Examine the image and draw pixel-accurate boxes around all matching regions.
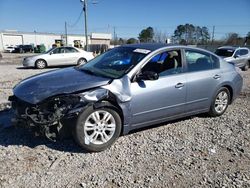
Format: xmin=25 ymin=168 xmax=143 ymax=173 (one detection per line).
xmin=35 ymin=59 xmax=47 ymax=69
xmin=77 ymin=58 xmax=87 ymax=65
xmin=242 ymin=61 xmax=249 ymax=71
xmin=208 ymin=87 xmax=230 ymax=117
xmin=73 ymin=106 xmax=122 ymax=152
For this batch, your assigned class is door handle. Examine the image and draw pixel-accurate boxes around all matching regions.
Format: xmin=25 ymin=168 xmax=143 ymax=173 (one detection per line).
xmin=213 ymin=74 xmax=221 ymax=79
xmin=175 ymin=83 xmax=184 ymax=88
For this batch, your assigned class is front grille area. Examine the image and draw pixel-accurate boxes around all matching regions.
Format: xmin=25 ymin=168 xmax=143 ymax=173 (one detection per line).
xmin=9 ymin=95 xmax=34 ymax=117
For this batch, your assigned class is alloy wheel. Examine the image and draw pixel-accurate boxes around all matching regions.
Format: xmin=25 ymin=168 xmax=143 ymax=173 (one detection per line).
xmin=214 ymin=90 xmax=229 ymax=114
xmin=77 ymin=58 xmax=87 ymax=65
xmin=83 ymin=110 xmax=116 ymax=145
xmin=36 ymin=60 xmax=46 ymax=69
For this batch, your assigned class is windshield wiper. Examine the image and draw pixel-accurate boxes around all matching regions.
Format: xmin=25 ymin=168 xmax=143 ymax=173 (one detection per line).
xmin=80 ymin=68 xmax=95 ymax=75
xmin=78 ymin=68 xmax=114 ymax=79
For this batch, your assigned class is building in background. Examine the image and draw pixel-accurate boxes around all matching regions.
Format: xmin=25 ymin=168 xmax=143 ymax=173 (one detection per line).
xmin=0 ymin=30 xmax=112 ymax=52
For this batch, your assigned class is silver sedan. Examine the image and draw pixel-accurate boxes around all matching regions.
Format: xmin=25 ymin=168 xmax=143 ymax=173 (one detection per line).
xmin=11 ymin=44 xmax=243 ymax=152
xmin=23 ymin=46 xmax=94 ymax=69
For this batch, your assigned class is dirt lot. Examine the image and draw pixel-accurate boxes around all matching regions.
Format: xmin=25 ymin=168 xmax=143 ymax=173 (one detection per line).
xmin=0 ymin=53 xmax=250 ymax=187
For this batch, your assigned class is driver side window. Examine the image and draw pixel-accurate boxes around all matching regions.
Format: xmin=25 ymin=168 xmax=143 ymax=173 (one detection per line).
xmin=234 ymin=50 xmax=241 ymax=57
xmin=52 ymin=48 xmax=65 ymax=54
xmin=142 ymin=50 xmax=182 ymax=76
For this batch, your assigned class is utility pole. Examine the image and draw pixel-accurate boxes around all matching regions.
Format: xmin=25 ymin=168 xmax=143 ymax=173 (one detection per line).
xmin=211 ymin=26 xmax=215 ymax=45
xmin=65 ymin=22 xmax=68 ymax=46
xmin=80 ymin=0 xmax=88 ymax=51
xmin=34 ymin=30 xmax=37 ymax=46
xmin=113 ymin=26 xmax=116 ymax=46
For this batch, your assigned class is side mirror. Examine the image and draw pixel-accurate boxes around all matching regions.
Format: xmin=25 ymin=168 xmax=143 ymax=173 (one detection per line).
xmin=49 ymin=52 xmax=54 ymax=55
xmin=234 ymin=54 xmax=240 ymax=58
xmin=137 ymin=71 xmax=159 ymax=81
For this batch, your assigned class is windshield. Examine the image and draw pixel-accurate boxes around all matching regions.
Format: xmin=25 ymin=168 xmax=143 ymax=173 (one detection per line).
xmin=79 ymin=47 xmax=148 ymax=79
xmin=215 ymin=49 xmax=235 ymax=57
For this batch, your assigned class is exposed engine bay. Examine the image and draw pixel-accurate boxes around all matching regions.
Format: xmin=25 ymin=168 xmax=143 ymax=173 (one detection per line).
xmin=9 ymin=89 xmax=121 ymax=141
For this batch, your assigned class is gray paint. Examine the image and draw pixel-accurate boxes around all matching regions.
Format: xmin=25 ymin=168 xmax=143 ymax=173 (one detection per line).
xmin=13 ymin=67 xmax=110 ymax=104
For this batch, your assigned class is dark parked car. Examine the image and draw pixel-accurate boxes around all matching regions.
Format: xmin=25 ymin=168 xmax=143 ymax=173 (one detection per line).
xmin=10 ymin=44 xmax=243 ymax=152
xmin=13 ymin=45 xmax=34 ymax=53
xmin=215 ymin=46 xmax=250 ymax=71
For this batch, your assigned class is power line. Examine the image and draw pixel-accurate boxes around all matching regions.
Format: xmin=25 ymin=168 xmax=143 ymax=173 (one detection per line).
xmin=67 ymin=10 xmax=83 ymax=28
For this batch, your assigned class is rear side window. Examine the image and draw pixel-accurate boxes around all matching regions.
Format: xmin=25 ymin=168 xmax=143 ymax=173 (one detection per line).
xmin=215 ymin=49 xmax=234 ymax=57
xmin=185 ymin=50 xmax=219 ymax=72
xmin=240 ymin=49 xmax=249 ymax=56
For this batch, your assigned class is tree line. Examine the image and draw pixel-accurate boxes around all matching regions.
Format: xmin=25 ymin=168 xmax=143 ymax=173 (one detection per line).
xmin=112 ymin=24 xmax=250 ymax=46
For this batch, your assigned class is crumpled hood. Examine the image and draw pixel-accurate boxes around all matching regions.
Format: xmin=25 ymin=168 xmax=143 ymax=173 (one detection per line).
xmin=13 ymin=67 xmax=111 ymax=104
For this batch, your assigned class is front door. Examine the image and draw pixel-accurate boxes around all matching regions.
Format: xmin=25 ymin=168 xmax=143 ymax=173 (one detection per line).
xmin=129 ymin=50 xmax=186 ymax=126
xmin=47 ymin=47 xmax=66 ymax=66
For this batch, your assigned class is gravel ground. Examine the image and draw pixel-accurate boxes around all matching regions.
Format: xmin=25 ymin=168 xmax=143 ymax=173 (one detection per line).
xmin=0 ymin=54 xmax=250 ymax=187
xmin=0 ymin=53 xmax=56 ymax=104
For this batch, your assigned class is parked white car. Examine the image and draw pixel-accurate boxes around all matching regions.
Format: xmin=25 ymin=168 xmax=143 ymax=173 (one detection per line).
xmin=215 ymin=46 xmax=250 ymax=71
xmin=5 ymin=46 xmax=15 ymax=53
xmin=23 ymin=47 xmax=94 ymax=69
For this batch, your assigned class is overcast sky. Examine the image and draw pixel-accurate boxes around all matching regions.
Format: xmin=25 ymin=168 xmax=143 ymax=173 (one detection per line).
xmin=0 ymin=0 xmax=250 ymax=39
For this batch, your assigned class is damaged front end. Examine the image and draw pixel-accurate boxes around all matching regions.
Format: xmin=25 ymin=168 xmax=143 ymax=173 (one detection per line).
xmin=9 ymin=94 xmax=80 ymax=141
xmin=9 ymin=89 xmax=112 ymax=141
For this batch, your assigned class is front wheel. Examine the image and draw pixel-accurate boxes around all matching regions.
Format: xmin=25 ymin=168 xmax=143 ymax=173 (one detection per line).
xmin=208 ymin=87 xmax=230 ymax=117
xmin=73 ymin=106 xmax=122 ymax=152
xmin=35 ymin=59 xmax=46 ymax=69
xmin=77 ymin=58 xmax=87 ymax=65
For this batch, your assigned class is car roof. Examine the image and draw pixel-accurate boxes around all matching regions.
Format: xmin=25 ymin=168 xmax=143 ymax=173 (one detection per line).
xmin=218 ymin=46 xmax=249 ymax=50
xmin=218 ymin=46 xmax=237 ymax=50
xmin=55 ymin=46 xmax=76 ymax=49
xmin=121 ymin=43 xmax=177 ymax=51
xmin=119 ymin=43 xmax=219 ymax=57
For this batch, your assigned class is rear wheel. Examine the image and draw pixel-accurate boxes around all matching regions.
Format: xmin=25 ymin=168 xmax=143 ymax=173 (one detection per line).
xmin=73 ymin=106 xmax=122 ymax=152
xmin=208 ymin=87 xmax=230 ymax=117
xmin=35 ymin=59 xmax=46 ymax=69
xmin=77 ymin=58 xmax=87 ymax=65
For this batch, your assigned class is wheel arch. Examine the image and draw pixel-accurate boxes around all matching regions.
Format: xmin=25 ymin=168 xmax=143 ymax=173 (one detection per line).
xmin=221 ymin=84 xmax=233 ymax=104
xmin=77 ymin=57 xmax=87 ymax=64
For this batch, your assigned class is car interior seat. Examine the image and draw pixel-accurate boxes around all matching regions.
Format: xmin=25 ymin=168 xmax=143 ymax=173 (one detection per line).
xmin=195 ymin=57 xmax=211 ymax=70
xmin=161 ymin=51 xmax=179 ymax=72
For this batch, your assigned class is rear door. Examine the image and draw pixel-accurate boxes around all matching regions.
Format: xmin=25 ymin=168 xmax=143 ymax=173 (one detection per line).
xmin=184 ymin=49 xmax=222 ymax=114
xmin=64 ymin=47 xmax=80 ymax=65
